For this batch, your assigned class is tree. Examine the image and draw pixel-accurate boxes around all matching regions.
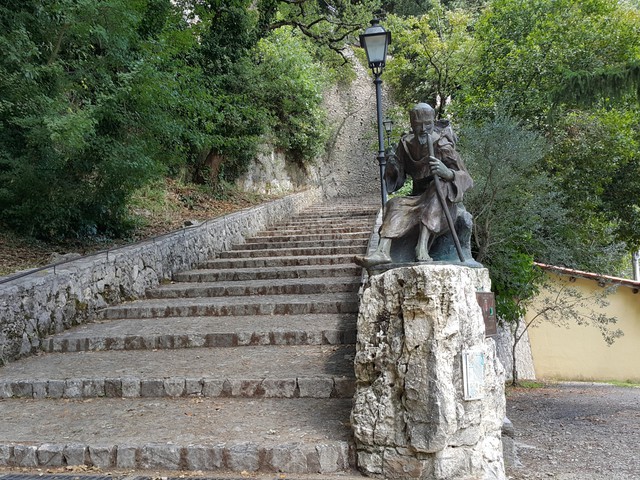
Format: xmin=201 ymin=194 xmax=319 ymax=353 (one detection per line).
xmin=460 ymin=113 xmax=566 ymax=318
xmin=547 ymin=108 xmax=640 ymax=260
xmin=454 ymin=0 xmax=640 ymax=272
xmin=506 ymin=269 xmax=622 ymax=386
xmin=0 ymin=0 xmax=168 ymax=238
xmin=385 ymin=6 xmax=476 ymax=116
xmin=458 ymin=113 xmax=628 ymax=384
xmin=254 ymin=29 xmax=330 ymax=162
xmin=0 ymin=0 xmax=364 ymax=239
xmin=461 ymin=0 xmax=640 ymax=124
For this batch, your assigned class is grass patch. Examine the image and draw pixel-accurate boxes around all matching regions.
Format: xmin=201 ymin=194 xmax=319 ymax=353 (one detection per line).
xmin=505 ymin=380 xmax=547 ymax=397
xmin=605 ymin=380 xmax=640 ymax=388
xmin=511 ymin=380 xmax=546 ymax=389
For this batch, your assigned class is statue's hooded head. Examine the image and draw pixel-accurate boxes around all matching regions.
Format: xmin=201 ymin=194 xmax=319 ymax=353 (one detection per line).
xmin=410 ymin=103 xmax=435 ymax=145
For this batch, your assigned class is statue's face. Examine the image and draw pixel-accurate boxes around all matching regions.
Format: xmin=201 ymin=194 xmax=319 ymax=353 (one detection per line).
xmin=410 ymin=109 xmax=435 ymax=145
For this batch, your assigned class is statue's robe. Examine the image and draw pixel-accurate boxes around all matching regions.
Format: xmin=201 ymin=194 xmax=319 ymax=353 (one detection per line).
xmin=381 ymin=125 xmax=473 ymax=240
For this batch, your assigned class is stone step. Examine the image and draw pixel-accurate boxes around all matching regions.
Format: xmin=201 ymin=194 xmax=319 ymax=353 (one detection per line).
xmin=0 ymin=397 xmax=355 ymax=474
xmin=289 ymin=214 xmax=374 ymax=221
xmin=277 ymin=219 xmax=372 ymax=229
xmin=218 ymin=245 xmax=365 ymax=259
xmin=285 ymin=212 xmax=375 ymax=220
xmin=146 ymin=277 xmax=360 ymax=299
xmin=245 ymin=232 xmax=370 ymax=244
xmin=41 ymin=314 xmax=357 ymax=353
xmin=300 ymin=209 xmax=376 ymax=216
xmin=200 ymin=254 xmax=358 ymax=269
xmin=174 ymin=264 xmax=360 ymax=282
xmin=0 ymin=198 xmax=378 ymax=477
xmin=296 ymin=203 xmax=378 ymax=211
xmin=257 ymin=225 xmax=372 ymax=236
xmin=235 ymin=237 xmax=369 ymax=250
xmin=99 ymin=293 xmax=359 ymax=319
xmin=0 ymin=345 xmax=356 ymax=400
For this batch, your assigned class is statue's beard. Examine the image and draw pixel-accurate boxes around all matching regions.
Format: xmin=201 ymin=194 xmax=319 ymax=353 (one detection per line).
xmin=417 ymin=133 xmax=429 ymax=145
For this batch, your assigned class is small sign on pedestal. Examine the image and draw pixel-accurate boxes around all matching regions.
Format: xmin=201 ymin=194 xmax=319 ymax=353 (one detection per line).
xmin=477 ymin=292 xmax=497 ymax=337
xmin=462 ymin=350 xmax=485 ymax=400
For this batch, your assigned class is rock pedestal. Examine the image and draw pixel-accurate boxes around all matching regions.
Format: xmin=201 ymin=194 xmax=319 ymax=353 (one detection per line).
xmin=351 ymin=265 xmax=506 ymax=479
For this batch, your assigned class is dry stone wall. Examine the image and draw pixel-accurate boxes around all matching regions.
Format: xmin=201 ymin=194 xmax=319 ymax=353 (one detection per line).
xmin=0 ymin=188 xmax=323 ymax=366
xmin=494 ymin=323 xmax=536 ymax=383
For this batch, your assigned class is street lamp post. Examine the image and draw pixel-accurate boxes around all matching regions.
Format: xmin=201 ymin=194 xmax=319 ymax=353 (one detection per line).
xmin=360 ymin=19 xmax=391 ymax=209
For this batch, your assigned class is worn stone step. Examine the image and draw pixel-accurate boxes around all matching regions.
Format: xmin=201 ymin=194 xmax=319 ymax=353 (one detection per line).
xmin=147 ymin=277 xmax=360 ymax=299
xmin=296 ymin=206 xmax=377 ymax=213
xmin=285 ymin=213 xmax=375 ymax=221
xmin=174 ymin=264 xmax=360 ymax=282
xmin=0 ymin=397 xmax=356 ymax=473
xmin=218 ymin=245 xmax=365 ymax=259
xmin=245 ymin=232 xmax=370 ymax=244
xmin=293 ymin=213 xmax=376 ymax=221
xmin=99 ymin=293 xmax=359 ymax=319
xmin=277 ymin=220 xmax=372 ymax=229
xmin=257 ymin=225 xmax=372 ymax=236
xmin=235 ymin=238 xmax=369 ymax=251
xmin=0 ymin=345 xmax=356 ymax=399
xmin=40 ymin=314 xmax=357 ymax=353
xmin=200 ymin=254 xmax=358 ymax=270
xmin=300 ymin=209 xmax=376 ymax=216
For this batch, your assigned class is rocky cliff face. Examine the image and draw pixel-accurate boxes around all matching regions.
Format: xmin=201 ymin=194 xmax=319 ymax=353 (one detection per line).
xmin=317 ymin=50 xmax=381 ymax=199
xmin=238 ymin=50 xmax=381 ymax=200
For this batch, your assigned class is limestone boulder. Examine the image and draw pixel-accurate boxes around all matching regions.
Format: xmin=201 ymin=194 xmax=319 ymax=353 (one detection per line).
xmin=352 ymin=265 xmax=505 ymax=479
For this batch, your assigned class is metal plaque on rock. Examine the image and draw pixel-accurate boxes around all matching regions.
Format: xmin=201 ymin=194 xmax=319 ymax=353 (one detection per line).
xmin=462 ymin=349 xmax=485 ymax=400
xmin=476 ymin=292 xmax=497 ymax=337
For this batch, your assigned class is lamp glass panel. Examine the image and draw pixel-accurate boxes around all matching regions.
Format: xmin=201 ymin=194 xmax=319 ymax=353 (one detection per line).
xmin=364 ymin=33 xmax=387 ymax=64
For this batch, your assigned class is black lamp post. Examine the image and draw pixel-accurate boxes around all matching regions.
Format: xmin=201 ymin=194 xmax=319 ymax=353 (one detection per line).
xmin=360 ymin=19 xmax=391 ymax=209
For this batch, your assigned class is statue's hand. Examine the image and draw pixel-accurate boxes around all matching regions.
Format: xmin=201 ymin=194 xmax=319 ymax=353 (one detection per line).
xmin=429 ymin=157 xmax=454 ymax=181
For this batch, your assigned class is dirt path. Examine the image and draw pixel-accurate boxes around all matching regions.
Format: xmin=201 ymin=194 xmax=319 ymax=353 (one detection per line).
xmin=505 ymin=382 xmax=640 ymax=480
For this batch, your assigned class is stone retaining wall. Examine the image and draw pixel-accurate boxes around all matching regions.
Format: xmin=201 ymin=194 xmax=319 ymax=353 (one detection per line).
xmin=0 ymin=188 xmax=323 ymax=366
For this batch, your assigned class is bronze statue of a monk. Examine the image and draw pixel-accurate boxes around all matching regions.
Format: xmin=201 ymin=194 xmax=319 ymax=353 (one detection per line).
xmin=357 ymin=102 xmax=474 ymax=267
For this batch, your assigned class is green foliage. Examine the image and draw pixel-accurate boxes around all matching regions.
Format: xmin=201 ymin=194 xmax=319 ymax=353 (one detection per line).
xmin=605 ymin=380 xmax=640 ymax=388
xmin=385 ymin=8 xmax=476 ymax=116
xmin=254 ymin=29 xmax=330 ymax=162
xmin=459 ymin=113 xmax=555 ymax=321
xmin=389 ymin=178 xmax=413 ymax=198
xmin=548 ymin=108 xmax=640 ymax=255
xmin=0 ymin=0 xmax=165 ymax=239
xmin=267 ymin=0 xmax=381 ymax=65
xmin=384 ymin=0 xmax=436 ymax=17
xmin=461 ymin=0 xmax=640 ymax=123
xmin=0 ymin=0 xmax=359 ymax=240
xmin=446 ymin=0 xmax=640 ymax=271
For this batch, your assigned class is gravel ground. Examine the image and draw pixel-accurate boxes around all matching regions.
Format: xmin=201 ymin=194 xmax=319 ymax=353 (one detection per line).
xmin=505 ymin=382 xmax=640 ymax=480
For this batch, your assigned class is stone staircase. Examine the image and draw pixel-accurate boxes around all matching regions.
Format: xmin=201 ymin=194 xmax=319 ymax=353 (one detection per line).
xmin=0 ymin=197 xmax=379 ymax=476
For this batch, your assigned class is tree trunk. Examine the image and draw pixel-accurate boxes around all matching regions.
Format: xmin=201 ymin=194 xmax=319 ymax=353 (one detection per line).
xmin=511 ymin=339 xmax=519 ymax=387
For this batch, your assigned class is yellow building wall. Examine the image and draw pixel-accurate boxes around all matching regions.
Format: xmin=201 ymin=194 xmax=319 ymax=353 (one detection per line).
xmin=526 ymin=274 xmax=640 ymax=382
